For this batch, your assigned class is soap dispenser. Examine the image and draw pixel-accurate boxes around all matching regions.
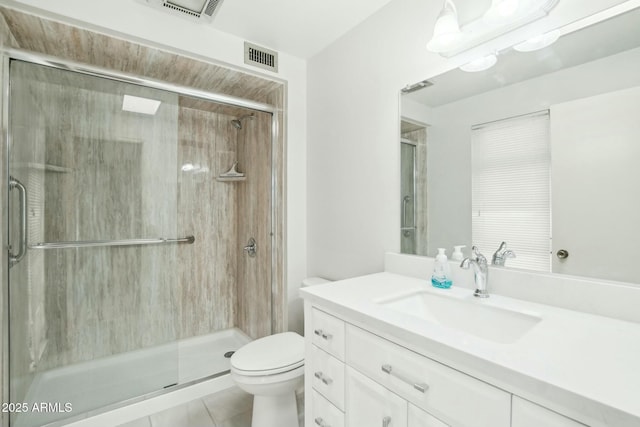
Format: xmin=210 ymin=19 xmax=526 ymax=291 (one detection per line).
xmin=451 ymin=245 xmax=466 ymax=262
xmin=431 ymin=248 xmax=453 ymax=289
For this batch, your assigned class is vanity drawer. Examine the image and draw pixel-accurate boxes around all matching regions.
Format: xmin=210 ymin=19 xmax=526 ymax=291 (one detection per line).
xmin=409 ymin=404 xmax=450 ymax=427
xmin=346 ymin=325 xmax=510 ymax=427
xmin=311 ymin=345 xmax=345 ymax=411
xmin=312 ymin=390 xmax=344 ymax=427
xmin=512 ymin=396 xmax=587 ymax=427
xmin=311 ymin=307 xmax=345 ymax=361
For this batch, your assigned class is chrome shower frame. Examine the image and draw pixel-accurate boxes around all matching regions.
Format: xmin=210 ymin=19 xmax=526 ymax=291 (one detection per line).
xmin=0 ymin=47 xmax=283 ymax=427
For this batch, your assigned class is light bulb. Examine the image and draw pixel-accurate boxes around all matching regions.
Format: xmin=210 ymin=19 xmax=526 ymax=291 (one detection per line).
xmin=513 ymin=29 xmax=561 ymax=52
xmin=459 ymin=54 xmax=498 ymax=72
xmin=427 ymin=0 xmax=462 ymax=53
xmin=484 ymin=0 xmax=520 ymax=23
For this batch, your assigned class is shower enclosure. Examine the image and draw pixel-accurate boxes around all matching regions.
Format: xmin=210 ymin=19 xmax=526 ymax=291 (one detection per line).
xmin=3 ymin=51 xmax=279 ymax=427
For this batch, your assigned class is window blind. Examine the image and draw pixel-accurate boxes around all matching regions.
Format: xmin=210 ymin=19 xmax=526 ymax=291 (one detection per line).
xmin=471 ymin=111 xmax=551 ymax=272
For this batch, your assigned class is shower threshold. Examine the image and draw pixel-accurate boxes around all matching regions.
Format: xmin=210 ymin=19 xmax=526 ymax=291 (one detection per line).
xmin=14 ymin=328 xmax=251 ymax=427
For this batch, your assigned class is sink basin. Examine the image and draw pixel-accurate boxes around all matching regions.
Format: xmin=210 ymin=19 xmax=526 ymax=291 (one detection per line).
xmin=377 ymin=291 xmax=541 ymax=344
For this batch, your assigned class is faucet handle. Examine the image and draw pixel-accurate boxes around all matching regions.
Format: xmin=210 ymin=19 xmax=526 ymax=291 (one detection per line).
xmin=471 ymin=246 xmax=481 ymax=257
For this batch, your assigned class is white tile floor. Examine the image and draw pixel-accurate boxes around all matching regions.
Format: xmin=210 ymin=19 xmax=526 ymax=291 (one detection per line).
xmin=117 ymin=387 xmax=304 ymax=427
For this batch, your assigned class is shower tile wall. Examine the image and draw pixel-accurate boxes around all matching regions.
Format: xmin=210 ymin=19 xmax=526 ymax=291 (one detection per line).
xmin=177 ymin=107 xmax=237 ymax=338
xmin=237 ymin=112 xmax=273 ymax=339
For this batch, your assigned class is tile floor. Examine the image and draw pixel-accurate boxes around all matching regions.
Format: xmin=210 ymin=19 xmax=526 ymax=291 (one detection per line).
xmin=117 ymin=387 xmax=304 ymax=427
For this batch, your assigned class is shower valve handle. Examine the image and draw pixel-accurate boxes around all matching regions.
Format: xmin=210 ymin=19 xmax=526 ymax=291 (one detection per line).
xmin=243 ymin=238 xmax=257 ymax=257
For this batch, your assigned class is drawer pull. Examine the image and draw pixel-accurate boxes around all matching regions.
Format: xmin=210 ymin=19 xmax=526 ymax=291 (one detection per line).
xmin=383 ymin=416 xmax=391 ymax=427
xmin=314 ymin=371 xmax=333 ymax=385
xmin=314 ymin=329 xmax=333 ymax=340
xmin=314 ymin=417 xmax=331 ymax=427
xmin=381 ymin=364 xmax=429 ymax=393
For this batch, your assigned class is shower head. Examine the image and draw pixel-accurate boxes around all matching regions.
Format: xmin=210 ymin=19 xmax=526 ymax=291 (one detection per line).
xmin=230 ymin=113 xmax=254 ymax=129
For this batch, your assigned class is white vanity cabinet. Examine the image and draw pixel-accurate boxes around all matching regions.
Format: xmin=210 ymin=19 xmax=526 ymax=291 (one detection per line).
xmin=305 ymin=303 xmax=594 ymax=427
xmin=307 ymin=308 xmax=346 ymax=427
xmin=512 ymin=397 xmax=587 ymax=427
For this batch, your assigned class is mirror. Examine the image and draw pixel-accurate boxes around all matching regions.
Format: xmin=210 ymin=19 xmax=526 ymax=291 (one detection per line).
xmin=400 ymin=5 xmax=640 ymax=284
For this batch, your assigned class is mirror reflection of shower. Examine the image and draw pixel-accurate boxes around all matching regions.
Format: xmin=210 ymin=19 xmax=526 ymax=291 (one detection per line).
xmin=400 ymin=119 xmax=428 ymax=256
xmin=231 ymin=113 xmax=254 ymax=129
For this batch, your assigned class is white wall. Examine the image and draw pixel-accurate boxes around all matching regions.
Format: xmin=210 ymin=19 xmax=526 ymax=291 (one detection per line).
xmin=551 ymin=85 xmax=640 ymax=283
xmin=307 ymin=0 xmax=630 ymax=280
xmin=5 ymin=0 xmax=308 ymax=333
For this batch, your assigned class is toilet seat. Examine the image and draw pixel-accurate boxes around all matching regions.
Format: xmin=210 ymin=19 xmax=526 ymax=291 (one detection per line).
xmin=231 ymin=332 xmax=304 ymax=377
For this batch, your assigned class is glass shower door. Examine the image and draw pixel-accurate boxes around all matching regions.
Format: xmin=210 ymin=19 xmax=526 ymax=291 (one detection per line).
xmin=7 ymin=60 xmax=181 ymax=427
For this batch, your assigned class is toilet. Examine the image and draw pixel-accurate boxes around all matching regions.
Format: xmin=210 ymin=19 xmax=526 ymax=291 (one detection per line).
xmin=230 ymin=277 xmax=330 ymax=427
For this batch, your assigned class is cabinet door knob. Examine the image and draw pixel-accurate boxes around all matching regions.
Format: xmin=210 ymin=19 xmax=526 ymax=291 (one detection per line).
xmin=556 ymin=249 xmax=569 ymax=259
xmin=383 ymin=416 xmax=392 ymax=427
xmin=315 ymin=417 xmax=331 ymax=427
xmin=314 ymin=328 xmax=333 ymax=340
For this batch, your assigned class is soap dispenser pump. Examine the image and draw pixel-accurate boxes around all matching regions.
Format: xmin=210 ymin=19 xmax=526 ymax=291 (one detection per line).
xmin=431 ymin=248 xmax=453 ymax=289
xmin=451 ymin=245 xmax=466 ymax=262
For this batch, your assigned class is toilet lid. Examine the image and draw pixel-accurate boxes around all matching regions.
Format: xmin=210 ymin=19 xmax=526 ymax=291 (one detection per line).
xmin=231 ymin=332 xmax=304 ymax=376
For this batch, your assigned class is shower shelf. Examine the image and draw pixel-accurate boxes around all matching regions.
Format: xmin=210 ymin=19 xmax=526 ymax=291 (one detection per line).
xmin=216 ymin=176 xmax=246 ymax=182
xmin=217 ymin=161 xmax=245 ymax=182
xmin=29 ymin=236 xmax=195 ymax=249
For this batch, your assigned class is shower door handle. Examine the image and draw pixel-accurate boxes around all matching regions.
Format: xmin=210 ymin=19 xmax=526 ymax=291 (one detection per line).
xmin=9 ymin=176 xmax=27 ymax=268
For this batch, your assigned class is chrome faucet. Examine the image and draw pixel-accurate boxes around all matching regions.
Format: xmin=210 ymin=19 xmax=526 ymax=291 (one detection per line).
xmin=492 ymin=241 xmax=516 ymax=266
xmin=460 ymin=246 xmax=489 ymax=298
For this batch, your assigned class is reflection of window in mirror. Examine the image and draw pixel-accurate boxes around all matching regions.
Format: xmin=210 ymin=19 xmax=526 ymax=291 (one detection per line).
xmin=470 ymin=111 xmax=550 ymax=272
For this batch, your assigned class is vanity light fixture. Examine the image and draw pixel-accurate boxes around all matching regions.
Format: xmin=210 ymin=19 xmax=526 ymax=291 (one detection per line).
xmin=427 ymin=0 xmax=560 ymax=56
xmin=426 ymin=0 xmax=462 ymax=53
xmin=484 ymin=0 xmax=521 ymax=23
xmin=459 ymin=53 xmax=498 ymax=72
xmin=122 ymin=94 xmax=161 ymax=115
xmin=513 ymin=29 xmax=561 ymax=51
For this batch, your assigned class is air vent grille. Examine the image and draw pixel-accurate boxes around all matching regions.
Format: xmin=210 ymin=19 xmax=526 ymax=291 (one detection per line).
xmin=204 ymin=0 xmax=220 ymax=16
xmin=163 ymin=2 xmax=200 ymax=17
xmin=244 ymin=42 xmax=278 ymax=73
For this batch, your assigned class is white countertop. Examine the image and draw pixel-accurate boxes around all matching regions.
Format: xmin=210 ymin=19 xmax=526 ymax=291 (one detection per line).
xmin=300 ymin=272 xmax=640 ymax=427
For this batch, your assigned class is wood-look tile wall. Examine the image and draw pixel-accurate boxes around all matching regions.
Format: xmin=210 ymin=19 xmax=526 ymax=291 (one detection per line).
xmin=0 ymin=5 xmax=286 ymax=403
xmin=237 ymin=111 xmax=273 ymax=339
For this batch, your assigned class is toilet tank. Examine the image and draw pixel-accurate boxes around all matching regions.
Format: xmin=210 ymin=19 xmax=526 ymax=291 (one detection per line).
xmin=292 ymin=277 xmax=331 ymax=335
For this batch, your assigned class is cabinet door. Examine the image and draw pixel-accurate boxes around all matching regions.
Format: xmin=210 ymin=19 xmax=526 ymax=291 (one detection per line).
xmin=408 ymin=404 xmax=449 ymax=427
xmin=346 ymin=367 xmax=407 ymax=427
xmin=512 ymin=397 xmax=587 ymax=427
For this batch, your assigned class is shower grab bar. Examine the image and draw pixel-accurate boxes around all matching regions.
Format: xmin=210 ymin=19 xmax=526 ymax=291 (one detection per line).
xmin=9 ymin=176 xmax=28 ymax=268
xmin=29 ymin=235 xmax=195 ymax=249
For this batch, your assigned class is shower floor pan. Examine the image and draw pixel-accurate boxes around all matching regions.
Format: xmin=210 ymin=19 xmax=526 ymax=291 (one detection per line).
xmin=15 ymin=328 xmax=251 ymax=427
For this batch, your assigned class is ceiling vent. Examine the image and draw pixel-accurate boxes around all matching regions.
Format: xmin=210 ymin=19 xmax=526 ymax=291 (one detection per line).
xmin=244 ymin=42 xmax=279 ymax=73
xmin=401 ymin=80 xmax=434 ymax=94
xmin=138 ymin=0 xmax=224 ymax=23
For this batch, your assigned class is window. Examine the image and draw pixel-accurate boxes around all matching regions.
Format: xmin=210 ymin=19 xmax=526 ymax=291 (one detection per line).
xmin=471 ymin=111 xmax=550 ymax=271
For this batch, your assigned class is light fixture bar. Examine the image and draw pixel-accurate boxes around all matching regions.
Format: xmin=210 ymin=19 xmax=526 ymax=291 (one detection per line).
xmin=427 ymin=0 xmax=560 ymax=57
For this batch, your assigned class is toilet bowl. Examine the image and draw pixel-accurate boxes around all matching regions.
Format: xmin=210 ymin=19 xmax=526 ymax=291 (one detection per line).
xmin=231 ymin=332 xmax=304 ymax=427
